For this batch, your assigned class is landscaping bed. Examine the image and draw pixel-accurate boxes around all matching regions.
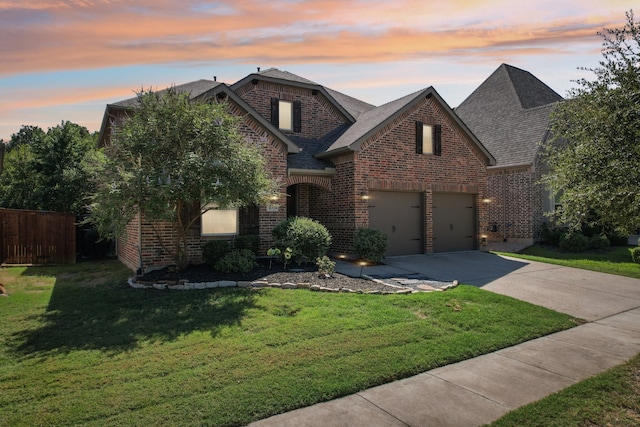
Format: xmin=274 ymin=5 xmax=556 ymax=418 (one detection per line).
xmin=137 ymin=258 xmax=401 ymax=293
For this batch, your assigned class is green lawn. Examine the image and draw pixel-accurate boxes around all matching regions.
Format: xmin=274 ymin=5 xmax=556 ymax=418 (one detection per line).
xmin=487 ymin=245 xmax=640 ymax=427
xmin=0 ymin=260 xmax=577 ymax=427
xmin=494 ymin=245 xmax=640 ymax=279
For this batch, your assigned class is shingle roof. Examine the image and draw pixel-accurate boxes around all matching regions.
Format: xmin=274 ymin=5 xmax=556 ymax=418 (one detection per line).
xmin=326 ymin=89 xmax=426 ymax=153
xmin=455 ymin=64 xmax=563 ymax=167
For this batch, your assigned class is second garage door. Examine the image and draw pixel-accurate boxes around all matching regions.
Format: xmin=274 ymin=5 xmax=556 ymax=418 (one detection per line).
xmin=432 ymin=193 xmax=476 ymax=253
xmin=368 ymin=191 xmax=423 ymax=256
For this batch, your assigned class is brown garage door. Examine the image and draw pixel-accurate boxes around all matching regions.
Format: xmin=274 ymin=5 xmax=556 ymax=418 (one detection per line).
xmin=432 ymin=193 xmax=476 ymax=253
xmin=368 ymin=191 xmax=423 ymax=256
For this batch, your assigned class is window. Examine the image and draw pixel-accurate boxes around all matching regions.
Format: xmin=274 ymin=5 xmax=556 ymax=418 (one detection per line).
xmin=201 ymin=204 xmax=238 ymax=236
xmin=271 ymin=98 xmax=302 ymax=132
xmin=279 ymin=100 xmax=293 ymax=131
xmin=416 ymin=122 xmax=442 ymax=156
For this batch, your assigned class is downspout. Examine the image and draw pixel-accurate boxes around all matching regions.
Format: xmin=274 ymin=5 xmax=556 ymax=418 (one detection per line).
xmin=502 ymin=170 xmax=507 ymax=242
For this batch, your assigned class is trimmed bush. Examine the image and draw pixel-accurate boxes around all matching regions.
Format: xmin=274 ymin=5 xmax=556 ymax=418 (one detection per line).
xmin=213 ymin=249 xmax=256 ymax=273
xmin=202 ymin=240 xmax=232 ymax=266
xmin=588 ymin=234 xmax=610 ymax=251
xmin=559 ymin=231 xmax=589 ymax=252
xmin=606 ymin=231 xmax=630 ymax=247
xmin=540 ymin=222 xmax=564 ymax=246
xmin=354 ymin=228 xmax=388 ymax=263
xmin=316 ymin=255 xmax=336 ymax=277
xmin=272 ymin=216 xmax=331 ymax=264
xmin=632 ymin=247 xmax=640 ymax=264
xmin=235 ymin=234 xmax=260 ymax=254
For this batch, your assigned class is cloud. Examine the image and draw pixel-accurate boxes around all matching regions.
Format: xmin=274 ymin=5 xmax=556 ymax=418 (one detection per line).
xmin=0 ymin=0 xmax=626 ymax=77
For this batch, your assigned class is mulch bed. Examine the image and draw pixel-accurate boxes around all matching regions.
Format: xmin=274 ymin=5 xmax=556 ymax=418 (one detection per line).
xmin=137 ymin=258 xmax=401 ymax=293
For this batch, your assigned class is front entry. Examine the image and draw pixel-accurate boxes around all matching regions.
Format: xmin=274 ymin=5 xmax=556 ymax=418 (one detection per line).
xmin=432 ymin=193 xmax=476 ymax=252
xmin=368 ymin=191 xmax=423 ymax=256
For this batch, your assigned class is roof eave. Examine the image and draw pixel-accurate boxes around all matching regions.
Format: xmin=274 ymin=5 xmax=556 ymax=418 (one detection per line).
xmin=231 ymin=73 xmax=356 ymax=123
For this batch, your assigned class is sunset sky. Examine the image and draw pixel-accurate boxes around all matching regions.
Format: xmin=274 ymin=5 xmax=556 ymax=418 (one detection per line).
xmin=0 ymin=0 xmax=635 ymax=141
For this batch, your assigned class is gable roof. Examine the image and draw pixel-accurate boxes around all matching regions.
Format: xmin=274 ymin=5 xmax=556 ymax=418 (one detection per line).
xmin=98 ymin=79 xmax=300 ymax=154
xmin=231 ymin=68 xmax=375 ymax=123
xmin=319 ymin=86 xmax=495 ymax=165
xmin=455 ymin=63 xmax=563 ymax=167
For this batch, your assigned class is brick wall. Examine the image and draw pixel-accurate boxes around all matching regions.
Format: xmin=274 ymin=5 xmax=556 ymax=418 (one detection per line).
xmin=311 ymin=96 xmax=489 ymax=255
xmin=235 ymin=80 xmax=351 ymax=140
xmin=485 ymin=166 xmax=536 ymax=243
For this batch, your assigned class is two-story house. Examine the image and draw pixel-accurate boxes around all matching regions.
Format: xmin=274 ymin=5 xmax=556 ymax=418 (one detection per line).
xmin=99 ymin=68 xmax=495 ymax=272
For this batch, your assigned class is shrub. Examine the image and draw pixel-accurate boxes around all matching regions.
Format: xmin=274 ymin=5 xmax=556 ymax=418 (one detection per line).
xmin=316 ymin=255 xmax=336 ymax=277
xmin=272 ymin=216 xmax=331 ymax=264
xmin=235 ymin=234 xmax=260 ymax=254
xmin=559 ymin=231 xmax=589 ymax=252
xmin=213 ymin=249 xmax=256 ymax=274
xmin=632 ymin=247 xmax=640 ymax=264
xmin=202 ymin=240 xmax=232 ymax=266
xmin=354 ymin=228 xmax=388 ymax=263
xmin=606 ymin=231 xmax=629 ymax=247
xmin=588 ymin=234 xmax=610 ymax=251
xmin=540 ymin=222 xmax=564 ymax=246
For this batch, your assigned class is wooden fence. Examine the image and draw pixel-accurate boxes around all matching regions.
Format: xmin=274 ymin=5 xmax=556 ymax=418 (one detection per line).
xmin=0 ymin=208 xmax=76 ymax=265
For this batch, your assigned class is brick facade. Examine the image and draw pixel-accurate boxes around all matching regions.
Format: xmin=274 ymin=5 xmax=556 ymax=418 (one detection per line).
xmin=108 ymin=71 xmax=492 ymax=271
xmin=484 ymin=165 xmax=547 ymax=248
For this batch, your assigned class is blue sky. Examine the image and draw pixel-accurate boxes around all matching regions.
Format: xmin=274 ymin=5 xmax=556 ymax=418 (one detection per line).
xmin=0 ymin=0 xmax=635 ymax=141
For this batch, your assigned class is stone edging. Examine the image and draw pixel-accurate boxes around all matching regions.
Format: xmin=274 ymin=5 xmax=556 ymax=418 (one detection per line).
xmin=127 ymin=276 xmax=459 ymax=294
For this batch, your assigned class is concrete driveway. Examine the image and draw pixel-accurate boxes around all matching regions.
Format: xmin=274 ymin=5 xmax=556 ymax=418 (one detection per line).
xmin=344 ymin=251 xmax=640 ymax=321
xmin=250 ymin=251 xmax=640 ymax=427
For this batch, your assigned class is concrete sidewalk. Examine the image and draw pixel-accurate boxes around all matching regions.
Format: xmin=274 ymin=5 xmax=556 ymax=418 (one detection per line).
xmin=249 ymin=252 xmax=640 ymax=427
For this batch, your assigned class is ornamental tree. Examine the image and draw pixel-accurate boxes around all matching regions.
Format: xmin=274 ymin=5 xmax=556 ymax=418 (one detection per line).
xmin=543 ymin=10 xmax=640 ymax=235
xmin=89 ymin=88 xmax=277 ymax=269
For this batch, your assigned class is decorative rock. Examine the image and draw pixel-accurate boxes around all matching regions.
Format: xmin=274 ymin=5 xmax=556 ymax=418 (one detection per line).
xmin=310 ymin=285 xmax=321 ymax=291
xmin=267 ymin=282 xmax=282 ymax=288
xmin=168 ymin=284 xmax=185 ymax=290
xmin=452 ymin=280 xmax=459 ymax=286
xmin=205 ymin=282 xmax=218 ymax=289
xmin=281 ymin=282 xmax=297 ymax=289
xmin=218 ymin=280 xmax=236 ymax=288
xmin=179 ymin=279 xmax=189 ymax=286
xmin=152 ymin=283 xmax=167 ymax=290
xmin=237 ymin=281 xmax=253 ymax=288
xmin=194 ymin=283 xmax=207 ymax=290
xmin=183 ymin=283 xmax=195 ymax=290
xmin=252 ymin=281 xmax=268 ymax=288
xmin=339 ymin=288 xmax=353 ymax=293
xmin=296 ymin=283 xmax=311 ymax=289
xmin=395 ymin=289 xmax=413 ymax=294
xmin=416 ymin=284 xmax=436 ymax=291
xmin=366 ymin=290 xmax=381 ymax=294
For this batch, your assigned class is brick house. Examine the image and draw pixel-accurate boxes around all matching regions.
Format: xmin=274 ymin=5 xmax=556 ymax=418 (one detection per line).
xmin=99 ymin=68 xmax=495 ymax=272
xmin=455 ymin=64 xmax=564 ymax=251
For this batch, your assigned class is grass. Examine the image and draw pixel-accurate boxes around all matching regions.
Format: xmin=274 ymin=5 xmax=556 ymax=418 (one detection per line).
xmin=0 ymin=260 xmax=578 ymax=426
xmin=486 ymin=244 xmax=640 ymax=427
xmin=494 ymin=245 xmax=640 ymax=279
xmin=487 ymin=353 xmax=640 ymax=427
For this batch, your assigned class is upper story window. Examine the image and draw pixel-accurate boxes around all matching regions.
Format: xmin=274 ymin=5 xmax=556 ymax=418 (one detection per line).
xmin=271 ymin=98 xmax=302 ymax=132
xmin=279 ymin=100 xmax=293 ymax=131
xmin=416 ymin=121 xmax=442 ymax=156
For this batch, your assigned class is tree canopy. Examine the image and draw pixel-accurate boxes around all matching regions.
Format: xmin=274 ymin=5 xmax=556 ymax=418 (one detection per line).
xmin=0 ymin=122 xmax=97 ymax=214
xmin=544 ymin=10 xmax=640 ymax=235
xmin=89 ymin=88 xmax=277 ymax=268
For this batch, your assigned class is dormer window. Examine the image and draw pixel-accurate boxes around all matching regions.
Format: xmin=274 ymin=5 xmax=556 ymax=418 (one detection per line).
xmin=416 ymin=122 xmax=442 ymax=156
xmin=271 ymin=98 xmax=302 ymax=132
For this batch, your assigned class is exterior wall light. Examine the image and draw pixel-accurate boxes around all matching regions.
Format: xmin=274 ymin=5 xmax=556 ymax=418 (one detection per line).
xmin=361 ymin=191 xmax=370 ymax=200
xmin=482 ymin=197 xmax=491 ymax=203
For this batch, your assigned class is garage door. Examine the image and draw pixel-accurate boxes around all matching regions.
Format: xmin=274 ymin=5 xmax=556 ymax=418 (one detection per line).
xmin=368 ymin=191 xmax=422 ymax=256
xmin=432 ymin=193 xmax=476 ymax=253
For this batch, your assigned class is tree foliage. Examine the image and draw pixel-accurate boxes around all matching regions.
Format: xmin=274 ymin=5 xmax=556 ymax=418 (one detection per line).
xmin=544 ymin=10 xmax=640 ymax=235
xmin=0 ymin=122 xmax=97 ymax=213
xmin=89 ymin=88 xmax=277 ymax=269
